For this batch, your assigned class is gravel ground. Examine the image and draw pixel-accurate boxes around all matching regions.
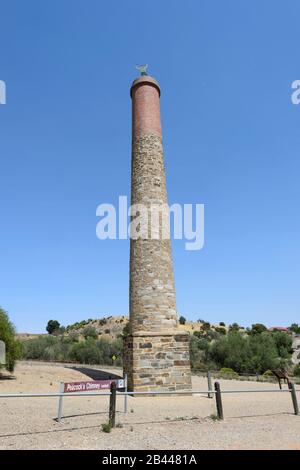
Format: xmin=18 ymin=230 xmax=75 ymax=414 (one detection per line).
xmin=0 ymin=361 xmax=300 ymax=450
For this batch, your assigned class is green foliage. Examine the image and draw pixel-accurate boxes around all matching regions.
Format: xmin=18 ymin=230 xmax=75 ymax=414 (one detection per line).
xmin=208 ymin=331 xmax=282 ymax=374
xmin=210 ymin=413 xmax=220 ymax=421
xmin=215 ymin=327 xmax=226 ymax=335
xmin=46 ymin=320 xmax=61 ymax=335
xmin=201 ymin=322 xmax=211 ymax=331
xmin=289 ymin=323 xmax=300 ymax=334
xmin=228 ymin=323 xmax=240 ymax=332
xmin=263 ymin=369 xmax=274 ymax=376
xmin=220 ymin=367 xmax=238 ymax=377
xmin=179 ymin=316 xmax=186 ymax=325
xmin=271 ymin=331 xmax=293 ymax=358
xmin=219 ymin=322 xmax=225 ymax=327
xmin=0 ymin=307 xmax=22 ymax=372
xmin=22 ymin=335 xmax=123 ymax=367
xmin=82 ymin=326 xmax=98 ymax=340
xmin=249 ymin=323 xmax=267 ymax=335
xmin=293 ymin=364 xmax=300 ymax=377
xmin=122 ymin=322 xmax=130 ymax=337
xmin=68 ymin=331 xmax=79 ymax=342
xmin=101 ymin=422 xmax=112 ymax=433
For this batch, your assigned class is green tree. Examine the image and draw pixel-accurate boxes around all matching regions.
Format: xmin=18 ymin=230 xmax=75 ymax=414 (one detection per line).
xmin=179 ymin=316 xmax=186 ymax=325
xmin=201 ymin=322 xmax=211 ymax=331
xmin=0 ymin=307 xmax=22 ymax=372
xmin=208 ymin=330 xmax=284 ymax=374
xmin=294 ymin=364 xmax=300 ymax=377
xmin=271 ymin=330 xmax=293 ymax=359
xmin=247 ymin=332 xmax=278 ymax=373
xmin=46 ymin=320 xmax=61 ymax=335
xmin=249 ymin=323 xmax=267 ymax=335
xmin=228 ymin=323 xmax=240 ymax=332
xmin=289 ymin=323 xmax=300 ymax=334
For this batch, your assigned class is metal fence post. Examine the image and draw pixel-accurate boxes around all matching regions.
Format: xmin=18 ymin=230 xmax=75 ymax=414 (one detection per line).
xmin=207 ymin=371 xmax=213 ymax=398
xmin=214 ymin=381 xmax=224 ymax=420
xmin=289 ymin=382 xmax=299 ymax=416
xmin=109 ymin=381 xmax=117 ymax=427
xmin=124 ymin=374 xmax=128 ymax=413
xmin=57 ymin=382 xmax=64 ymax=423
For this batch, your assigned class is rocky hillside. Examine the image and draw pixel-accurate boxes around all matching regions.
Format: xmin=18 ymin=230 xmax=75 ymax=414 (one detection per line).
xmin=18 ymin=316 xmax=223 ymax=340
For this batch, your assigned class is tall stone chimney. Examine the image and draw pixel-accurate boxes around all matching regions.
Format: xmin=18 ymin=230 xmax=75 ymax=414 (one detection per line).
xmin=123 ymin=72 xmax=192 ymax=392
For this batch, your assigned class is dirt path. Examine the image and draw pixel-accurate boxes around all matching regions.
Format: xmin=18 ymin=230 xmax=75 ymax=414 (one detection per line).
xmin=0 ymin=361 xmax=300 ymax=449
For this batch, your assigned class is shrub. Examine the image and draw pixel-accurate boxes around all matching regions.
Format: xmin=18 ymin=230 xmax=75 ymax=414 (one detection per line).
xmin=201 ymin=322 xmax=211 ymax=331
xmin=179 ymin=316 xmax=186 ymax=325
xmin=22 ymin=334 xmax=123 ymax=366
xmin=101 ymin=422 xmax=112 ymax=433
xmin=208 ymin=331 xmax=281 ymax=374
xmin=220 ymin=367 xmax=238 ymax=377
xmin=263 ymin=370 xmax=274 ymax=377
xmin=68 ymin=331 xmax=79 ymax=342
xmin=219 ymin=322 xmax=225 ymax=327
xmin=215 ymin=327 xmax=226 ymax=335
xmin=82 ymin=326 xmax=98 ymax=340
xmin=122 ymin=323 xmax=130 ymax=337
xmin=0 ymin=307 xmax=22 ymax=372
xmin=293 ymin=364 xmax=300 ymax=377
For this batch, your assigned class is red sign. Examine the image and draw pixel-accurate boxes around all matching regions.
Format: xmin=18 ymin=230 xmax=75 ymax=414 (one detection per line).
xmin=63 ymin=379 xmax=124 ymax=393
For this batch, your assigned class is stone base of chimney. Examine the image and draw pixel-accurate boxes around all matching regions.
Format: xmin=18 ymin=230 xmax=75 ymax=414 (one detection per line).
xmin=123 ymin=332 xmax=192 ymax=393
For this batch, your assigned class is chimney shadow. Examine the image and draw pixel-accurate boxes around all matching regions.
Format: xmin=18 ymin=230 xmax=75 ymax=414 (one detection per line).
xmin=67 ymin=366 xmax=121 ymax=381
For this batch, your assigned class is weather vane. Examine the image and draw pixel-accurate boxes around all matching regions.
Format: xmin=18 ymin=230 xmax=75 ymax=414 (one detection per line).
xmin=135 ymin=64 xmax=148 ymax=76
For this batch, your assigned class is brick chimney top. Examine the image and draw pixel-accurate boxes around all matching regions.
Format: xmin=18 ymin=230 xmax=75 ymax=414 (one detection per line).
xmin=130 ymin=75 xmax=161 ymax=98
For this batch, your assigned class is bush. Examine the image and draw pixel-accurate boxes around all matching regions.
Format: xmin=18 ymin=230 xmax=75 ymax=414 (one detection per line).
xmin=122 ymin=323 xmax=130 ymax=337
xmin=294 ymin=364 xmax=300 ymax=377
xmin=82 ymin=326 xmax=98 ymax=340
xmin=215 ymin=327 xmax=226 ymax=335
xmin=22 ymin=334 xmax=123 ymax=367
xmin=101 ymin=423 xmax=112 ymax=433
xmin=263 ymin=370 xmax=274 ymax=377
xmin=0 ymin=307 xmax=22 ymax=372
xmin=179 ymin=316 xmax=186 ymax=325
xmin=208 ymin=331 xmax=281 ymax=374
xmin=68 ymin=331 xmax=79 ymax=342
xmin=220 ymin=367 xmax=238 ymax=377
xmin=219 ymin=322 xmax=225 ymax=327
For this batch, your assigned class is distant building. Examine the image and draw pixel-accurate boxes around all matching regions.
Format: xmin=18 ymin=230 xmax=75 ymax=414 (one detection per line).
xmin=268 ymin=326 xmax=290 ymax=333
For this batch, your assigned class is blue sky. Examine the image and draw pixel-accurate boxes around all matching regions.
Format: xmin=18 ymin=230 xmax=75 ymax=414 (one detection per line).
xmin=0 ymin=1 xmax=299 ymax=332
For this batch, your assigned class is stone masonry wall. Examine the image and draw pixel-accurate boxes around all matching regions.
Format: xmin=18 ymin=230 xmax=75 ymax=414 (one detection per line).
xmin=123 ymin=333 xmax=192 ymax=392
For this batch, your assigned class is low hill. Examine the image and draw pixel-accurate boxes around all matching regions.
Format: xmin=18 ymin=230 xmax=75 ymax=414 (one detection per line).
xmin=18 ymin=316 xmax=228 ymax=340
